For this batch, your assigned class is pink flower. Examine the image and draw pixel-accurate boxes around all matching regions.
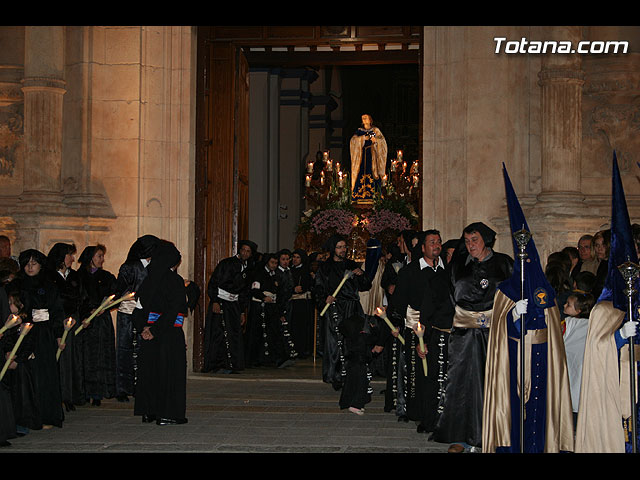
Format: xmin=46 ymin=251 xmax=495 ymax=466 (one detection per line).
xmin=311 ymin=209 xmax=356 ymax=236
xmin=365 ymin=209 xmax=411 ymax=236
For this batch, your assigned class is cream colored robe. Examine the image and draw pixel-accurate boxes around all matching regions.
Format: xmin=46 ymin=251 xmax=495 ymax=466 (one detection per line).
xmin=349 ymin=127 xmax=387 ymax=191
xmin=574 ymin=301 xmax=631 ymax=453
xmin=482 ymin=290 xmax=575 ymax=453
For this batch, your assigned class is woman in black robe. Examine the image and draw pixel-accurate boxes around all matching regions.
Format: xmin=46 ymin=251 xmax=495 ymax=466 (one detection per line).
xmin=46 ymin=242 xmax=86 ymax=410
xmin=1 ymin=288 xmax=40 ymax=437
xmin=133 ymin=241 xmax=189 ymax=425
xmin=78 ymin=245 xmax=118 ymax=406
xmin=114 ymin=234 xmax=160 ymax=402
xmin=6 ymin=249 xmax=65 ymax=428
xmin=289 ymin=249 xmax=315 ymax=359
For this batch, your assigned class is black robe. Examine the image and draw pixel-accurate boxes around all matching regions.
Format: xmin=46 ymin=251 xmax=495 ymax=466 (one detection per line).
xmin=275 ymin=266 xmax=297 ymax=361
xmin=133 ymin=243 xmax=188 ymax=421
xmin=202 ymin=255 xmax=251 ymax=373
xmin=78 ymin=267 xmax=118 ymax=400
xmin=433 ymin=250 xmax=513 ymax=447
xmin=115 ymin=258 xmax=149 ymax=397
xmin=244 ymin=266 xmax=283 ymax=367
xmin=289 ymin=262 xmax=315 ymax=358
xmin=47 ymin=268 xmax=86 ymax=406
xmin=6 ymin=273 xmax=65 ymax=428
xmin=313 ymin=257 xmax=372 ymax=389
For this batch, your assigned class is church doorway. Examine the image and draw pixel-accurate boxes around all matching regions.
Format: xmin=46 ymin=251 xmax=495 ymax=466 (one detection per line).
xmin=193 ymin=26 xmax=422 ymax=372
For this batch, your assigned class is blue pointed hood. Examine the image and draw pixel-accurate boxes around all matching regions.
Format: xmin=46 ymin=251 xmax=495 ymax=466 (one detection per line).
xmin=498 ymin=164 xmax=556 ymax=315
xmin=598 ymin=151 xmax=638 ymax=311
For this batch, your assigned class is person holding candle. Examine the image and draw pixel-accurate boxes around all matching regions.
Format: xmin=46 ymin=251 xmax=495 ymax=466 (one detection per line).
xmin=313 ymin=234 xmax=372 ymax=390
xmin=133 ymin=240 xmax=189 ymax=425
xmin=350 ymin=114 xmax=387 ymax=204
xmin=6 ymin=249 xmax=65 ymax=429
xmin=431 ymin=223 xmax=513 ymax=453
xmin=78 ymin=245 xmax=118 ymax=406
xmin=1 ymin=289 xmax=41 ymax=437
xmin=114 ymin=234 xmax=160 ymax=403
xmin=46 ymin=242 xmax=86 ymax=411
xmin=202 ymin=239 xmax=257 ymax=374
xmin=393 ymin=230 xmax=454 ymax=434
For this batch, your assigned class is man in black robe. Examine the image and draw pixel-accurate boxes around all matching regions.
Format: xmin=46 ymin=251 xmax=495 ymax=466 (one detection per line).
xmin=432 ymin=222 xmax=513 ymax=453
xmin=202 ymin=240 xmax=256 ymax=374
xmin=275 ymin=249 xmax=297 ymax=366
xmin=313 ymin=235 xmax=372 ymax=390
xmin=114 ymin=235 xmax=160 ymax=402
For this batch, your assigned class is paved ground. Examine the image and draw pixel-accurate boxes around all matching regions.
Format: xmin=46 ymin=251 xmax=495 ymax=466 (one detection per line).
xmin=1 ymin=357 xmax=451 ymax=454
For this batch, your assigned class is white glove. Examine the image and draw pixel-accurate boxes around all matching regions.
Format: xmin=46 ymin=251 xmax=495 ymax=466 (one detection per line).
xmin=512 ymin=299 xmax=528 ymax=322
xmin=620 ymin=321 xmax=638 ymax=339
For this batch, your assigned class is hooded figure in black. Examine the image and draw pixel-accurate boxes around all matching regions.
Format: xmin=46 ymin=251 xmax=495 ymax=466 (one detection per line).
xmin=46 ymin=242 xmax=86 ymax=410
xmin=432 ymin=222 xmax=513 ymax=452
xmin=203 ymin=239 xmax=257 ymax=374
xmin=77 ymin=245 xmax=118 ymax=406
xmin=114 ymin=234 xmax=160 ymax=402
xmin=313 ymin=235 xmax=372 ymax=390
xmin=6 ymin=249 xmax=65 ymax=428
xmin=133 ymin=241 xmax=188 ymax=425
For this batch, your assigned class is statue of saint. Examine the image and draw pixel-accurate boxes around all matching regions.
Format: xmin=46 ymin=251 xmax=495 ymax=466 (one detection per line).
xmin=350 ymin=114 xmax=387 ymax=204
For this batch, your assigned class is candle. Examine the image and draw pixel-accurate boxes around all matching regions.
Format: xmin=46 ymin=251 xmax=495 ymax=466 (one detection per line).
xmin=323 ymin=151 xmax=329 ymax=161
xmin=0 ymin=322 xmax=33 ymax=381
xmin=307 ymin=161 xmax=313 ymax=174
xmin=375 ymin=307 xmax=405 ymax=345
xmin=338 ymin=171 xmax=344 ymax=187
xmin=56 ymin=317 xmax=76 ymax=361
xmin=415 ymin=322 xmax=428 ymax=376
xmin=336 ymin=162 xmax=340 ymax=172
xmin=320 ymin=271 xmax=354 ymax=316
xmin=402 ymin=161 xmax=407 ymax=174
xmin=103 ymin=292 xmax=136 ymax=312
xmin=327 ymin=160 xmax=333 ymax=172
xmin=391 ymin=160 xmax=397 ymax=172
xmin=305 ymin=175 xmax=311 ymax=187
xmin=320 ymin=171 xmax=325 ymax=186
xmin=413 ymin=175 xmax=419 ymax=188
xmin=397 ymin=150 xmax=403 ymax=161
xmin=74 ymin=294 xmax=115 ymax=336
xmin=411 ymin=160 xmax=419 ymax=174
xmin=381 ymin=174 xmax=387 ymax=186
xmin=0 ymin=315 xmax=21 ymax=335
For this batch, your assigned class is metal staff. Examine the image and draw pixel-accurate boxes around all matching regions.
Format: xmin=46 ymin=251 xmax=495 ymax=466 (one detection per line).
xmin=513 ymin=227 xmax=531 ymax=454
xmin=619 ymin=258 xmax=640 ymax=453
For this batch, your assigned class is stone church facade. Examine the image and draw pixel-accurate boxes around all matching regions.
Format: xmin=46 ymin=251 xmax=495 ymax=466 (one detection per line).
xmin=0 ymin=25 xmax=637 ymax=371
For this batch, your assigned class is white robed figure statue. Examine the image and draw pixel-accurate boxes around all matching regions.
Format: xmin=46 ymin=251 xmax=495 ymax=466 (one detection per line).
xmin=350 ymin=114 xmax=387 ymax=204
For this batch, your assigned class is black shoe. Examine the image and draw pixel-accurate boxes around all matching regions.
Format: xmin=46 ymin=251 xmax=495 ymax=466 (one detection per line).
xmin=0 ymin=441 xmax=11 ymax=447
xmin=64 ymin=401 xmax=76 ymax=412
xmin=417 ymin=424 xmax=431 ymax=434
xmin=116 ymin=394 xmax=129 ymax=403
xmin=141 ymin=414 xmax=156 ymax=423
xmin=398 ymin=415 xmax=409 ymax=423
xmin=156 ymin=417 xmax=188 ymax=426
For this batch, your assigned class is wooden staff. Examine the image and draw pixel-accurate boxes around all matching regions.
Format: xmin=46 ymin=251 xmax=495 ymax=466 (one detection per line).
xmin=320 ymin=270 xmax=354 ymax=317
xmin=0 ymin=322 xmax=33 ymax=381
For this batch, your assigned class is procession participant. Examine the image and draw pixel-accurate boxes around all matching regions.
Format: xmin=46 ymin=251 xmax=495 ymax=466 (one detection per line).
xmin=275 ymin=248 xmax=297 ymax=366
xmin=575 ymin=154 xmax=640 ymax=453
xmin=432 ymin=222 xmax=513 ymax=453
xmin=7 ymin=249 xmax=65 ymax=429
xmin=313 ymin=235 xmax=372 ymax=390
xmin=289 ymin=249 xmax=314 ymax=358
xmin=114 ymin=234 xmax=160 ymax=403
xmin=394 ymin=230 xmax=454 ymax=433
xmin=244 ymin=253 xmax=284 ymax=367
xmin=46 ymin=242 xmax=85 ymax=410
xmin=133 ymin=241 xmax=189 ymax=425
xmin=202 ymin=240 xmax=256 ymax=374
xmin=482 ymin=166 xmax=574 ymax=453
xmin=78 ymin=245 xmax=118 ymax=406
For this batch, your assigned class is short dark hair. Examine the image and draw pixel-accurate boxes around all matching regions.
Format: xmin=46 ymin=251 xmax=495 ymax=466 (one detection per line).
xmin=567 ymin=292 xmax=595 ymax=319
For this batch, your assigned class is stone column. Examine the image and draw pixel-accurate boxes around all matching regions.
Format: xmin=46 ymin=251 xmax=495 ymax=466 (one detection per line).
xmin=20 ymin=26 xmax=66 ymax=208
xmin=537 ymin=26 xmax=585 ymax=205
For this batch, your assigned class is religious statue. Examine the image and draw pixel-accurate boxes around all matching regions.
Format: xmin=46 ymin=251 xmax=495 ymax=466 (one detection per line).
xmin=350 ymin=114 xmax=387 ymax=204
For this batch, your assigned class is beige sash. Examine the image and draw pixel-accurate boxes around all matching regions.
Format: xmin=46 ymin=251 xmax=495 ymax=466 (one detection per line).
xmin=453 ymin=305 xmax=493 ymax=329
